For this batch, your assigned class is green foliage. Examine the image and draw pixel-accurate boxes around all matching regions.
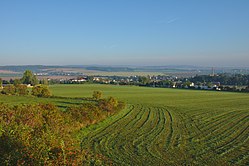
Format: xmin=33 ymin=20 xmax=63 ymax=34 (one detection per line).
xmin=98 ymin=97 xmax=125 ymax=115
xmin=183 ymin=80 xmax=192 ymax=87
xmin=40 ymin=78 xmax=49 ymax=85
xmin=32 ymin=85 xmax=51 ymax=97
xmin=0 ymin=78 xmax=2 ymax=87
xmin=1 ymin=84 xmax=28 ymax=96
xmin=138 ymin=76 xmax=150 ymax=85
xmin=1 ymin=84 xmax=15 ymax=95
xmin=67 ymin=103 xmax=103 ymax=125
xmin=92 ymin=90 xmax=102 ymax=100
xmin=13 ymin=79 xmax=21 ymax=86
xmin=15 ymin=84 xmax=29 ymax=95
xmin=190 ymin=73 xmax=249 ymax=86
xmin=0 ymin=102 xmax=120 ymax=165
xmin=21 ymin=70 xmax=38 ymax=86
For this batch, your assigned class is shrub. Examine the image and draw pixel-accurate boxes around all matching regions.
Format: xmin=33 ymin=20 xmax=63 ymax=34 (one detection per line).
xmin=92 ymin=91 xmax=102 ymax=100
xmin=32 ymin=85 xmax=51 ymax=97
xmin=1 ymin=85 xmax=15 ymax=95
xmin=15 ymin=84 xmax=29 ymax=95
xmin=98 ymin=97 xmax=125 ymax=114
xmin=0 ymin=103 xmax=81 ymax=165
xmin=0 ymin=97 xmax=125 ymax=165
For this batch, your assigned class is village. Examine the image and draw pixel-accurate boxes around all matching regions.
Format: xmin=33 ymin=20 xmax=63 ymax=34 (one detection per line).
xmin=1 ymin=69 xmax=249 ymax=93
xmin=39 ymin=73 xmax=249 ymax=92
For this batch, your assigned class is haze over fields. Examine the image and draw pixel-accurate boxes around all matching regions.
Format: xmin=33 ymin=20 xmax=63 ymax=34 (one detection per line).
xmin=0 ymin=0 xmax=249 ymax=67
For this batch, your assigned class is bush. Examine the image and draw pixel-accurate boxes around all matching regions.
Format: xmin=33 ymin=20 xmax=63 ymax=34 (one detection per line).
xmin=0 ymin=103 xmax=83 ymax=165
xmin=1 ymin=85 xmax=15 ymax=95
xmin=0 ymin=96 xmax=126 ymax=165
xmin=92 ymin=91 xmax=102 ymax=100
xmin=15 ymin=84 xmax=29 ymax=95
xmin=0 ymin=102 xmax=118 ymax=165
xmin=32 ymin=85 xmax=51 ymax=97
xmin=98 ymin=97 xmax=126 ymax=114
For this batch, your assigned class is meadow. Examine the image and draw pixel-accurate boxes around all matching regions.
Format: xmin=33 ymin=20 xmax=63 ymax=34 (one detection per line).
xmin=49 ymin=84 xmax=249 ymax=165
xmin=0 ymin=93 xmax=85 ymax=109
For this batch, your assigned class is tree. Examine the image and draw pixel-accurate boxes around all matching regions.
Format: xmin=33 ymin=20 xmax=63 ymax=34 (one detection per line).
xmin=241 ymin=85 xmax=249 ymax=92
xmin=92 ymin=91 xmax=102 ymax=100
xmin=15 ymin=84 xmax=29 ymax=95
xmin=2 ymin=80 xmax=10 ymax=84
xmin=206 ymin=82 xmax=212 ymax=88
xmin=138 ymin=76 xmax=150 ymax=85
xmin=9 ymin=79 xmax=14 ymax=84
xmin=13 ymin=79 xmax=21 ymax=86
xmin=183 ymin=81 xmax=191 ymax=87
xmin=99 ymin=97 xmax=119 ymax=114
xmin=88 ymin=76 xmax=94 ymax=83
xmin=162 ymin=80 xmax=172 ymax=87
xmin=41 ymin=79 xmax=49 ymax=85
xmin=1 ymin=84 xmax=15 ymax=95
xmin=21 ymin=70 xmax=38 ymax=86
xmin=0 ymin=78 xmax=2 ymax=87
xmin=32 ymin=85 xmax=51 ymax=97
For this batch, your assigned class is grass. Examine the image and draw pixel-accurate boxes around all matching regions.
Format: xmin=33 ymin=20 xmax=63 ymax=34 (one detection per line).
xmin=2 ymin=84 xmax=249 ymax=165
xmin=50 ymin=84 xmax=249 ymax=165
xmin=0 ymin=94 xmax=86 ymax=110
xmin=50 ymin=84 xmax=249 ymax=108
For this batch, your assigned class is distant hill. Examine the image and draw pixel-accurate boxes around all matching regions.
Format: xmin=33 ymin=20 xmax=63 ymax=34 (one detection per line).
xmin=0 ymin=65 xmax=248 ymax=76
xmin=0 ymin=65 xmax=62 ymax=73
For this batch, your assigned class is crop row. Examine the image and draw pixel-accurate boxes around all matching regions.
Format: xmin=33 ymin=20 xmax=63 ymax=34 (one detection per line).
xmin=80 ymin=104 xmax=249 ymax=165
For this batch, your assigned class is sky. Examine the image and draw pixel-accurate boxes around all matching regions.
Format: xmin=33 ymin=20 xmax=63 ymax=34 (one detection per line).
xmin=0 ymin=0 xmax=249 ymax=67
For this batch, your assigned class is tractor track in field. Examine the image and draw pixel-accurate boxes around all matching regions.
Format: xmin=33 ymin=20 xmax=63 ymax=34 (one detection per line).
xmin=80 ymin=104 xmax=249 ymax=165
xmin=215 ymin=116 xmax=249 ymax=154
xmin=203 ymin=113 xmax=249 ymax=147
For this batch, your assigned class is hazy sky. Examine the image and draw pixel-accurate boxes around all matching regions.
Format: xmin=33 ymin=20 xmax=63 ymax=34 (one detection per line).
xmin=0 ymin=0 xmax=249 ymax=67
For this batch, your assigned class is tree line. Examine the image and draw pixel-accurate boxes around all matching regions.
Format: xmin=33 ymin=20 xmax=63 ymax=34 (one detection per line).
xmin=189 ymin=74 xmax=249 ymax=86
xmin=0 ymin=70 xmax=51 ymax=97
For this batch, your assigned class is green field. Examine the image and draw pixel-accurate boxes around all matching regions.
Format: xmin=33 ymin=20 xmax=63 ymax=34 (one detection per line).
xmin=1 ymin=84 xmax=248 ymax=165
xmin=0 ymin=93 xmax=86 ymax=109
xmin=48 ymin=84 xmax=249 ymax=165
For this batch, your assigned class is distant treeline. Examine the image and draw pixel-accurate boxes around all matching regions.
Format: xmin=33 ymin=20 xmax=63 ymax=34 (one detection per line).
xmin=0 ymin=65 xmax=58 ymax=73
xmin=189 ymin=74 xmax=249 ymax=86
xmin=85 ymin=66 xmax=191 ymax=72
xmin=85 ymin=66 xmax=136 ymax=72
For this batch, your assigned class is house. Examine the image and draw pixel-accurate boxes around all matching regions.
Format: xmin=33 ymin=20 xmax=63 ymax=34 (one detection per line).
xmin=27 ymin=84 xmax=33 ymax=88
xmin=93 ymin=77 xmax=100 ymax=81
xmin=212 ymin=82 xmax=221 ymax=87
xmin=70 ymin=78 xmax=86 ymax=82
xmin=189 ymin=82 xmax=195 ymax=87
xmin=172 ymin=82 xmax=177 ymax=88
